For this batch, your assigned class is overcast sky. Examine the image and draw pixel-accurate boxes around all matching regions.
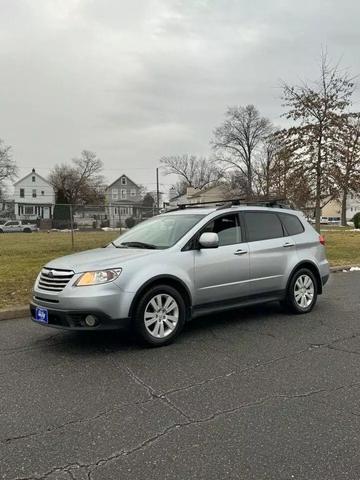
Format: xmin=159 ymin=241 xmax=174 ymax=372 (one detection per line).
xmin=1 ymin=0 xmax=360 ymax=192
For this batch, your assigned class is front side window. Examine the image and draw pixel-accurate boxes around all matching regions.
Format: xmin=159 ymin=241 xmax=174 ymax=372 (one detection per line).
xmin=32 ymin=189 xmax=37 ymax=198
xmin=20 ymin=188 xmax=24 ymax=198
xmin=279 ymin=213 xmax=304 ymax=236
xmin=121 ymin=189 xmax=127 ymax=199
xmin=112 ymin=188 xmax=118 ymax=200
xmin=244 ymin=212 xmax=283 ymax=242
xmin=201 ymin=213 xmax=242 ymax=246
xmin=121 ymin=177 xmax=127 ymax=185
xmin=113 ymin=214 xmax=204 ymax=249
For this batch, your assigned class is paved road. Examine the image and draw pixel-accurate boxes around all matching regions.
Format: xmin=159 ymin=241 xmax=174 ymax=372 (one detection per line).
xmin=1 ymin=272 xmax=360 ymax=480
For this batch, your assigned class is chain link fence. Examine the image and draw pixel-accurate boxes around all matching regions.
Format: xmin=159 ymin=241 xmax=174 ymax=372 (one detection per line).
xmin=0 ymin=201 xmax=161 ymax=246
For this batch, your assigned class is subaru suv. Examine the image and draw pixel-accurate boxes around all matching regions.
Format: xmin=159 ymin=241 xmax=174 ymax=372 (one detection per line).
xmin=30 ymin=203 xmax=330 ymax=346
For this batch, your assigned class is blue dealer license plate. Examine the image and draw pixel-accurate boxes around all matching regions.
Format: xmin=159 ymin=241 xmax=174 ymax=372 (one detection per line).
xmin=35 ymin=307 xmax=48 ymax=324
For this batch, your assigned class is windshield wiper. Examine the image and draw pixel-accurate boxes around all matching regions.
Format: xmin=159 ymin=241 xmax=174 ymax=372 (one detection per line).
xmin=120 ymin=241 xmax=157 ymax=250
xmin=108 ymin=241 xmax=129 ymax=248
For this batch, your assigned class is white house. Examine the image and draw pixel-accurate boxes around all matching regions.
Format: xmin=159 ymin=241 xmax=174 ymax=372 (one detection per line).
xmin=347 ymin=192 xmax=360 ymax=220
xmin=14 ymin=168 xmax=55 ymax=220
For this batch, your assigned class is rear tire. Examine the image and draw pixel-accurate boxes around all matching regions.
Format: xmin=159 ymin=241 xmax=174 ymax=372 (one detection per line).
xmin=133 ymin=284 xmax=186 ymax=347
xmin=283 ymin=268 xmax=318 ymax=314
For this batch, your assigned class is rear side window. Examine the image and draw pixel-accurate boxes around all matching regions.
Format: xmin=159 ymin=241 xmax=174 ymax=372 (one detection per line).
xmin=244 ymin=212 xmax=283 ymax=242
xmin=279 ymin=213 xmax=304 ymax=236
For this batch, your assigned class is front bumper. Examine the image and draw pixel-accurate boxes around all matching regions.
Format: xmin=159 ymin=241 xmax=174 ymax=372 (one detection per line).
xmin=30 ymin=302 xmax=130 ymax=331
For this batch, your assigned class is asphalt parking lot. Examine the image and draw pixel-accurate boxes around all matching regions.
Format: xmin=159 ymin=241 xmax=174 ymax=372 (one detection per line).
xmin=1 ymin=272 xmax=360 ymax=480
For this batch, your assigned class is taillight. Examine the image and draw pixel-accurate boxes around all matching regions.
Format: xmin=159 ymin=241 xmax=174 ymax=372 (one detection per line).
xmin=319 ymin=235 xmax=325 ymax=246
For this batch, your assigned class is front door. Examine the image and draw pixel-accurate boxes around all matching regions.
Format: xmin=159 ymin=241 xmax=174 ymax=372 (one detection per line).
xmin=193 ymin=213 xmax=250 ymax=305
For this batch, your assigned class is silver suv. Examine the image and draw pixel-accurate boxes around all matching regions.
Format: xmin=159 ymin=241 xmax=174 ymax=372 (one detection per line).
xmin=30 ymin=203 xmax=330 ymax=346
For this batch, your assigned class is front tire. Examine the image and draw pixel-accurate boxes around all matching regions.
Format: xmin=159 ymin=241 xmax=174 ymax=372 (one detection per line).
xmin=133 ymin=285 xmax=186 ymax=347
xmin=283 ymin=268 xmax=318 ymax=314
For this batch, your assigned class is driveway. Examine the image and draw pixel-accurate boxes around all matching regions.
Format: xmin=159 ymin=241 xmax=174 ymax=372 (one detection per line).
xmin=1 ymin=272 xmax=360 ymax=480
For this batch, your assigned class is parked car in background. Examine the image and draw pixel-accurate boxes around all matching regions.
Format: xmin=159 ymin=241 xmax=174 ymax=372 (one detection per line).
xmin=31 ymin=200 xmax=330 ymax=347
xmin=0 ymin=220 xmax=39 ymax=233
xmin=320 ymin=216 xmax=341 ymax=225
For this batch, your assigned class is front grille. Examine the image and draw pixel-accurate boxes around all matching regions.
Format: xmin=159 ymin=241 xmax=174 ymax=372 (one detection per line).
xmin=38 ymin=268 xmax=75 ymax=292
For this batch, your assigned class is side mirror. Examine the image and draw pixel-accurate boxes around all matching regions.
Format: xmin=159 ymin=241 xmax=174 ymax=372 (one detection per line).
xmin=198 ymin=232 xmax=219 ymax=249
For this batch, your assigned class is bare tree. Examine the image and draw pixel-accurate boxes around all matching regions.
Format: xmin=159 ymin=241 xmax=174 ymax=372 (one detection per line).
xmin=281 ymin=52 xmax=355 ymax=231
xmin=254 ymin=132 xmax=282 ymax=197
xmin=160 ymin=154 xmax=223 ymax=191
xmin=212 ymin=105 xmax=272 ymax=196
xmin=49 ymin=150 xmax=104 ymax=205
xmin=332 ymin=113 xmax=360 ymax=225
xmin=0 ymin=139 xmax=17 ymax=197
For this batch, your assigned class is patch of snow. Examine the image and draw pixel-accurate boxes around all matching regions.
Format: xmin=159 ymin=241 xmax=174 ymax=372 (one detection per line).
xmin=349 ymin=266 xmax=360 ymax=271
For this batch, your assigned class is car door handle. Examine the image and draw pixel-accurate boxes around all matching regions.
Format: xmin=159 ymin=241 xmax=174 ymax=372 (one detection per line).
xmin=283 ymin=242 xmax=295 ymax=248
xmin=234 ymin=249 xmax=248 ymax=255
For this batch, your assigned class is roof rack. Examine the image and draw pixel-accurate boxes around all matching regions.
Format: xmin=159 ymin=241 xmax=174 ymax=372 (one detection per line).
xmin=164 ymin=197 xmax=292 ymax=213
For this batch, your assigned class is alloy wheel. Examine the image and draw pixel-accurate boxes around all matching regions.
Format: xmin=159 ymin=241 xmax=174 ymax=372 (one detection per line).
xmin=144 ymin=294 xmax=179 ymax=339
xmin=294 ymin=274 xmax=314 ymax=308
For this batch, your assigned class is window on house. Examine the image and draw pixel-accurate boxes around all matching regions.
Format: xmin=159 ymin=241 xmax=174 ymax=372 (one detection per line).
xmin=25 ymin=206 xmax=34 ymax=215
xmin=112 ymin=188 xmax=118 ymax=200
xmin=130 ymin=189 xmax=136 ymax=196
xmin=121 ymin=177 xmax=127 ymax=185
xmin=32 ymin=189 xmax=37 ymax=198
xmin=32 ymin=176 xmax=35 ymax=182
xmin=20 ymin=188 xmax=25 ymax=198
xmin=121 ymin=189 xmax=127 ymax=199
xmin=120 ymin=207 xmax=128 ymax=215
xmin=41 ymin=191 xmax=44 ymax=196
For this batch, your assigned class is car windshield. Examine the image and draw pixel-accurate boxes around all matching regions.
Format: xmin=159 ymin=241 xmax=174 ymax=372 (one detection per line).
xmin=112 ymin=214 xmax=204 ymax=249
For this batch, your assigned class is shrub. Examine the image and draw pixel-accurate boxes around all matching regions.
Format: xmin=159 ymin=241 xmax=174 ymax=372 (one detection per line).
xmin=125 ymin=217 xmax=136 ymax=228
xmin=353 ymin=212 xmax=360 ymax=229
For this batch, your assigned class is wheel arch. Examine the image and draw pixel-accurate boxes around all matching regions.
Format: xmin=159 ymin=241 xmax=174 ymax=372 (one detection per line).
xmin=287 ymin=261 xmax=323 ymax=294
xmin=128 ymin=275 xmax=193 ymax=320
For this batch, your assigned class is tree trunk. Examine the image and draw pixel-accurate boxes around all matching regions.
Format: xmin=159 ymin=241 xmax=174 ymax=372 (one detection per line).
xmin=341 ymin=188 xmax=348 ymax=226
xmin=315 ymin=166 xmax=321 ymax=233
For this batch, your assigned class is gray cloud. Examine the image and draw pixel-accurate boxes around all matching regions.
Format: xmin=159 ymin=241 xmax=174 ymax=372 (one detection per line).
xmin=0 ymin=0 xmax=360 ymax=190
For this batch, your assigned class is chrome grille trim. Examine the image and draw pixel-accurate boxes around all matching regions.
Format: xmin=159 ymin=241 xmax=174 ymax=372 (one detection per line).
xmin=38 ymin=268 xmax=75 ymax=292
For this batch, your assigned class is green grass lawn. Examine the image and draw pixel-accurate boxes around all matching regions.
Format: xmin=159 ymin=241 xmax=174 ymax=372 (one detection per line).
xmin=320 ymin=229 xmax=360 ymax=267
xmin=0 ymin=229 xmax=359 ymax=310
xmin=0 ymin=231 xmax=119 ymax=309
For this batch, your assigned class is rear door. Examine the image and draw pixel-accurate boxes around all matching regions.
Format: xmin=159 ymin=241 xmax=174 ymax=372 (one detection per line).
xmin=243 ymin=211 xmax=297 ymax=295
xmin=193 ymin=213 xmax=250 ymax=305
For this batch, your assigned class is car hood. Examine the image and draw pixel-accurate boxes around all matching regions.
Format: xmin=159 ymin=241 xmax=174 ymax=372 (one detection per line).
xmin=45 ymin=246 xmax=160 ymax=273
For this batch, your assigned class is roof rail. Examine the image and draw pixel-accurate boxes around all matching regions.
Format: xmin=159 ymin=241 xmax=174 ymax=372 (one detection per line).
xmin=164 ymin=197 xmax=292 ymax=213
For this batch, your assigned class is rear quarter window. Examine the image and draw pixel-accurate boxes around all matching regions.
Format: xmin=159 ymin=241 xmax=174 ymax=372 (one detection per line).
xmin=279 ymin=213 xmax=304 ymax=236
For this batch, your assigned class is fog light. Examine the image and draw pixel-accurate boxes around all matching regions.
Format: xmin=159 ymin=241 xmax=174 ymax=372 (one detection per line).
xmin=85 ymin=315 xmax=97 ymax=327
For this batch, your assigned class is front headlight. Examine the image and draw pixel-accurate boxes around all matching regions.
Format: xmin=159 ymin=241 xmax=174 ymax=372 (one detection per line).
xmin=75 ymin=268 xmax=122 ymax=286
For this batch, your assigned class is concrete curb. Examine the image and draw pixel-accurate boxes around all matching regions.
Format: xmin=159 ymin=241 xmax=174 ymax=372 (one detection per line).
xmin=330 ymin=265 xmax=353 ymax=273
xmin=0 ymin=306 xmax=29 ymax=322
xmin=0 ymin=266 xmax=359 ymax=322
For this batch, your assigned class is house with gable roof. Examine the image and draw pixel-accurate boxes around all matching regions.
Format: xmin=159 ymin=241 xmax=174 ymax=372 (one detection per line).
xmin=14 ymin=168 xmax=55 ymax=220
xmin=105 ymin=174 xmax=143 ymax=226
